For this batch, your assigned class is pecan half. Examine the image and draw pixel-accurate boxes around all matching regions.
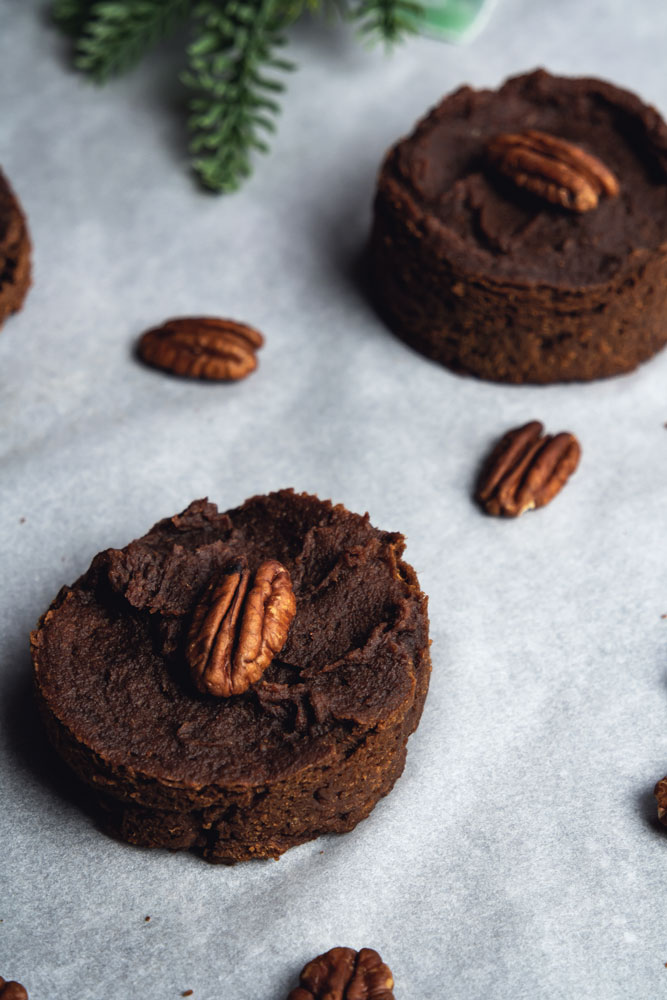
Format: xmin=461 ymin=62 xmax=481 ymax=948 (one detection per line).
xmin=138 ymin=316 xmax=263 ymax=380
xmin=187 ymin=560 xmax=296 ymax=697
xmin=655 ymin=777 xmax=667 ymax=824
xmin=486 ymin=130 xmax=619 ymax=212
xmin=0 ymin=979 xmax=29 ymax=1000
xmin=287 ymin=947 xmax=395 ymax=1000
xmin=476 ymin=420 xmax=581 ymax=517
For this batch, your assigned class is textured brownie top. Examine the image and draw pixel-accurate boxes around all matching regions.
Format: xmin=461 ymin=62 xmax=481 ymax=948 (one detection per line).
xmin=32 ymin=492 xmax=428 ymax=789
xmin=381 ymin=69 xmax=667 ymax=286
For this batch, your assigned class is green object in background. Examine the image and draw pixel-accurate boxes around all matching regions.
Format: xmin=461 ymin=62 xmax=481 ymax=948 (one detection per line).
xmin=416 ymin=0 xmax=494 ymax=40
xmin=51 ymin=0 xmax=492 ymax=194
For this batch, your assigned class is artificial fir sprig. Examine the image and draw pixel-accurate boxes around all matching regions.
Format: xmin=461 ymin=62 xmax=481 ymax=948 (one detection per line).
xmin=351 ymin=0 xmax=421 ymax=43
xmin=69 ymin=1 xmax=192 ymax=82
xmin=52 ymin=0 xmax=98 ymax=36
xmin=183 ymin=0 xmax=295 ymax=192
xmin=53 ymin=0 xmax=423 ymax=192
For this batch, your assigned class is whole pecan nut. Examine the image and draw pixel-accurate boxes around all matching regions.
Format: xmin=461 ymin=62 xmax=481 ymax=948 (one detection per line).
xmin=287 ymin=947 xmax=395 ymax=1000
xmin=138 ymin=316 xmax=263 ymax=380
xmin=486 ymin=129 xmax=619 ymax=212
xmin=187 ymin=560 xmax=296 ymax=697
xmin=476 ymin=420 xmax=581 ymax=517
xmin=0 ymin=979 xmax=29 ymax=1000
xmin=654 ymin=776 xmax=667 ymax=824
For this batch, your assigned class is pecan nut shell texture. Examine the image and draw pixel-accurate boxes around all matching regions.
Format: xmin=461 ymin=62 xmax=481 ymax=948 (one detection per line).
xmin=138 ymin=316 xmax=263 ymax=380
xmin=0 ymin=979 xmax=29 ymax=1000
xmin=486 ymin=129 xmax=619 ymax=212
xmin=187 ymin=560 xmax=296 ymax=697
xmin=287 ymin=947 xmax=395 ymax=1000
xmin=476 ymin=420 xmax=581 ymax=517
xmin=654 ymin=776 xmax=667 ymax=824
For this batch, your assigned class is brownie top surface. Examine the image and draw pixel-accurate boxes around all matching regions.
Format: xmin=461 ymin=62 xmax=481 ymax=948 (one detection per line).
xmin=382 ymin=69 xmax=667 ymax=286
xmin=32 ymin=491 xmax=428 ymax=788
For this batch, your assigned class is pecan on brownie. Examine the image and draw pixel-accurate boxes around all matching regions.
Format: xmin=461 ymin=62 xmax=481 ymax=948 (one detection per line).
xmin=31 ymin=491 xmax=431 ymax=864
xmin=371 ymin=69 xmax=667 ymax=383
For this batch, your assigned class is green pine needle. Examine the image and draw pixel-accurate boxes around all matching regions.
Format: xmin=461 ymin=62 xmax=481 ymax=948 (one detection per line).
xmin=52 ymin=0 xmax=98 ymax=35
xmin=52 ymin=0 xmax=422 ymax=192
xmin=351 ymin=0 xmax=422 ymax=44
xmin=74 ymin=0 xmax=192 ymax=83
xmin=184 ymin=0 xmax=296 ymax=193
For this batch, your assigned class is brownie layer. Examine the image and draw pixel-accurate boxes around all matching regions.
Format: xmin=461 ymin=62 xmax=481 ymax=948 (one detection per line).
xmin=0 ymin=169 xmax=31 ymax=329
xmin=31 ymin=491 xmax=431 ymax=863
xmin=370 ymin=69 xmax=667 ymax=383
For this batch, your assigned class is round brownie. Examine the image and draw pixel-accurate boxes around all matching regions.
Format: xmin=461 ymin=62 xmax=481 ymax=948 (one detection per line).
xmin=0 ymin=169 xmax=30 ymax=330
xmin=370 ymin=69 xmax=667 ymax=383
xmin=31 ymin=491 xmax=431 ymax=864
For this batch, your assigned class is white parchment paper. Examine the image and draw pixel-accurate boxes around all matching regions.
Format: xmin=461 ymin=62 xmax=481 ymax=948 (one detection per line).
xmin=2 ymin=2 xmax=667 ymax=997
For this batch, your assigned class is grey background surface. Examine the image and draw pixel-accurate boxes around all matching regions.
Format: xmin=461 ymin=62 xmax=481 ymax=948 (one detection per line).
xmin=2 ymin=1 xmax=667 ymax=997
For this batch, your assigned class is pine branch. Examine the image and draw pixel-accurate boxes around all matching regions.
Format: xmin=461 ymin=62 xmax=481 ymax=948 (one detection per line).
xmin=73 ymin=0 xmax=192 ymax=83
xmin=183 ymin=0 xmax=296 ymax=193
xmin=52 ymin=0 xmax=424 ymax=193
xmin=350 ymin=0 xmax=422 ymax=44
xmin=52 ymin=0 xmax=98 ymax=36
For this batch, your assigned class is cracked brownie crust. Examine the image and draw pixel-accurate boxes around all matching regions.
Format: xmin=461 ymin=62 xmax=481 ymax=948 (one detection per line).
xmin=0 ymin=169 xmax=31 ymax=330
xmin=31 ymin=491 xmax=431 ymax=863
xmin=370 ymin=69 xmax=667 ymax=383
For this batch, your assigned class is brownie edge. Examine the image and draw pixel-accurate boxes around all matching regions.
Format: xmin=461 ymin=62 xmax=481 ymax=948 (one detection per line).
xmin=0 ymin=169 xmax=31 ymax=330
xmin=31 ymin=490 xmax=431 ymax=863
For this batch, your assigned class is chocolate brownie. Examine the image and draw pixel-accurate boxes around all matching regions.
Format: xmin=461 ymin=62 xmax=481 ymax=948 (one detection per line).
xmin=31 ymin=491 xmax=431 ymax=864
xmin=0 ymin=169 xmax=31 ymax=330
xmin=370 ymin=69 xmax=667 ymax=383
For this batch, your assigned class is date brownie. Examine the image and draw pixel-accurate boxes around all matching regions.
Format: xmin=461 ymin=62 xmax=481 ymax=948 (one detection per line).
xmin=0 ymin=169 xmax=31 ymax=330
xmin=31 ymin=491 xmax=431 ymax=863
xmin=370 ymin=69 xmax=667 ymax=383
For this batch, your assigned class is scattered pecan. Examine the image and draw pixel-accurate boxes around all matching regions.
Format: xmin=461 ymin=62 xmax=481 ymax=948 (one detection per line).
xmin=486 ymin=130 xmax=619 ymax=212
xmin=0 ymin=979 xmax=29 ymax=1000
xmin=187 ymin=560 xmax=296 ymax=697
xmin=655 ymin=777 xmax=667 ymax=824
xmin=476 ymin=420 xmax=581 ymax=517
xmin=138 ymin=316 xmax=263 ymax=380
xmin=287 ymin=947 xmax=395 ymax=1000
